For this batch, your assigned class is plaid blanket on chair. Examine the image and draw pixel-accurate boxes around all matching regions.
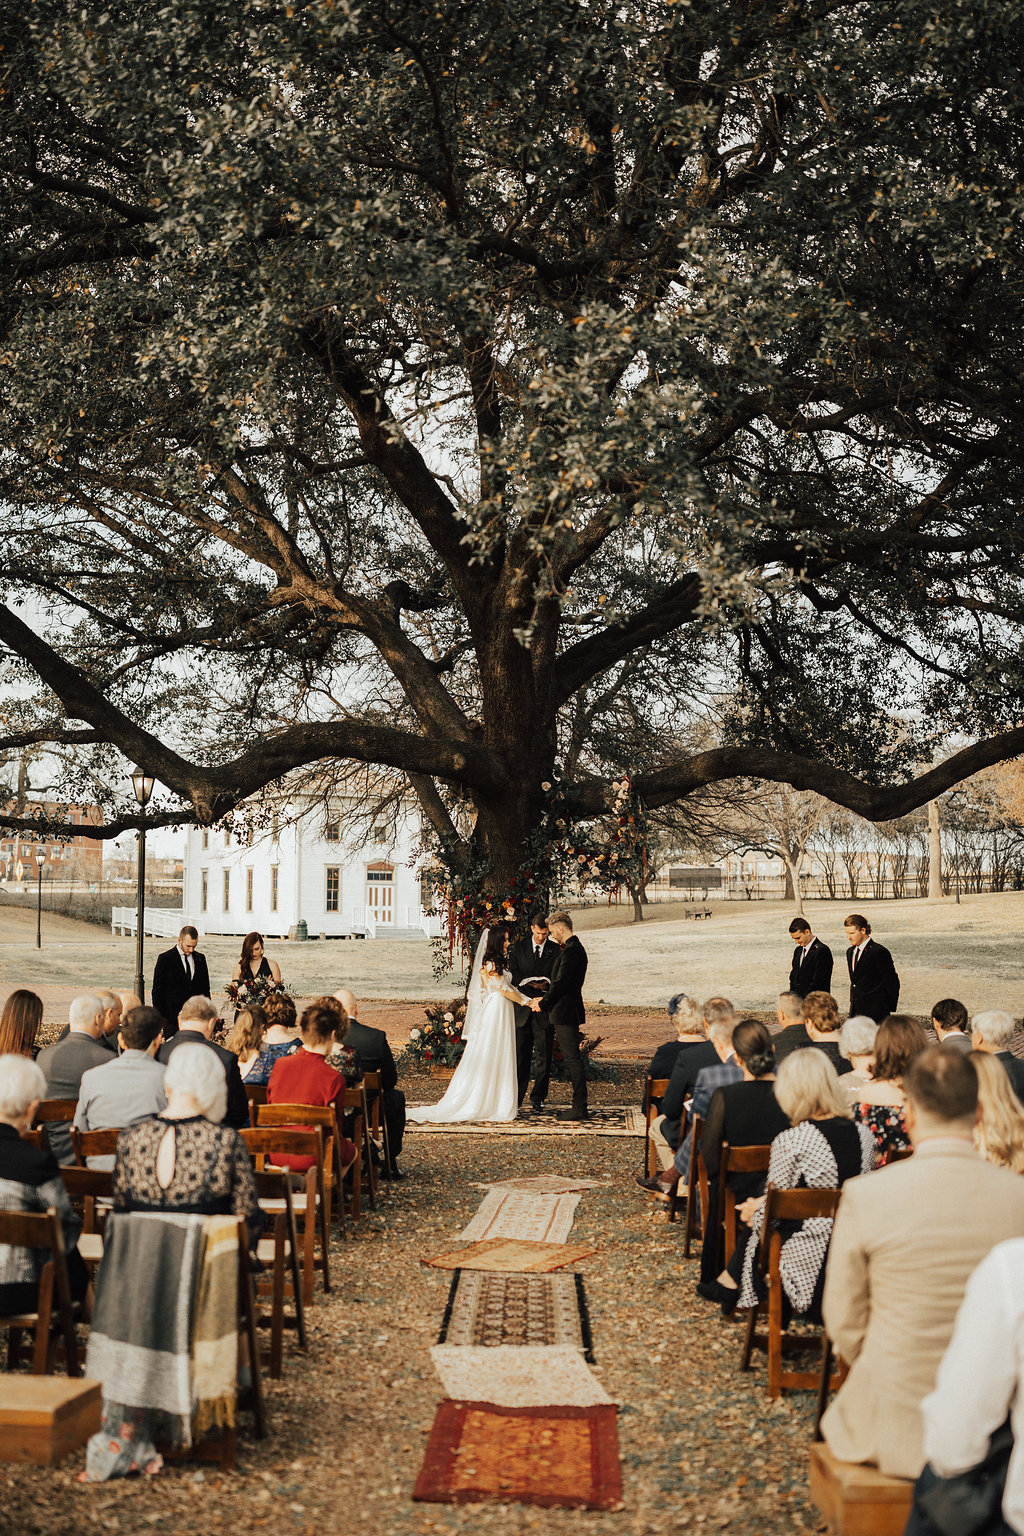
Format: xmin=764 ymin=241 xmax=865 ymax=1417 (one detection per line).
xmin=84 ymin=1211 xmax=239 ymax=1480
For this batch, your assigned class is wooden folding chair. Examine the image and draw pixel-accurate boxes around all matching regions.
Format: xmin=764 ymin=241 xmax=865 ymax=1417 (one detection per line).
xmin=717 ymin=1143 xmax=772 ymax=1266
xmin=0 ymin=1209 xmax=81 ymax=1376
xmin=252 ymin=1169 xmax=307 ymax=1378
xmin=676 ymin=1114 xmax=708 ymax=1245
xmin=643 ymin=1076 xmax=670 ymax=1178
xmin=362 ymin=1070 xmax=392 ymax=1178
xmin=31 ymin=1100 xmax=78 ymax=1128
xmin=58 ymin=1167 xmax=112 ymax=1276
xmin=243 ymin=1125 xmax=332 ymax=1306
xmin=259 ymin=1101 xmax=361 ymax=1224
xmin=70 ymin=1127 xmax=121 ymax=1168
xmin=739 ymin=1184 xmax=845 ymax=1399
xmin=341 ymin=1088 xmax=375 ymax=1214
xmin=244 ymin=1083 xmax=268 ymax=1119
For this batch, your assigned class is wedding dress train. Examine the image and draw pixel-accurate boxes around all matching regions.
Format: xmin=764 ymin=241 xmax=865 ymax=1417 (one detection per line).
xmin=407 ymin=970 xmax=523 ymax=1123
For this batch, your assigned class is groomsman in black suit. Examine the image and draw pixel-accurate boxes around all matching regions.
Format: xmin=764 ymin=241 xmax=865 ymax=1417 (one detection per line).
xmin=787 ymin=917 xmax=833 ymax=998
xmin=845 ymin=913 xmax=900 ymax=1023
xmin=530 ymin=911 xmax=588 ymax=1121
xmin=509 ymin=913 xmax=559 ymax=1112
xmin=151 ymin=924 xmax=211 ymax=1037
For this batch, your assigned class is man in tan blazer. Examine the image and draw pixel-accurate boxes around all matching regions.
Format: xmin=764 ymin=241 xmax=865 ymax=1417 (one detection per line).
xmin=821 ymin=1047 xmax=1024 ymax=1480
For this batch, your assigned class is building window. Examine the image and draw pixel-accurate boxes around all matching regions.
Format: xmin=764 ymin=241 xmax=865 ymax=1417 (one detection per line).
xmin=372 ymin=825 xmax=387 ymax=842
xmin=324 ymin=818 xmax=341 ymax=842
xmin=246 ymin=867 xmax=254 ymax=911
xmin=223 ymin=868 xmax=230 ymax=910
xmin=271 ymin=811 xmax=280 ymax=842
xmin=201 ymin=869 xmax=208 ymax=912
xmin=202 ymin=830 xmax=209 ymax=849
xmin=224 ymin=830 xmax=231 ymax=848
xmin=271 ymin=864 xmax=278 ymax=911
xmin=325 ymin=866 xmax=340 ymax=912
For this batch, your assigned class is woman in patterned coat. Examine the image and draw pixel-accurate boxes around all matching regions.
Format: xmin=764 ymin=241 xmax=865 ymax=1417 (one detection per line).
xmin=704 ymin=1048 xmax=875 ymax=1317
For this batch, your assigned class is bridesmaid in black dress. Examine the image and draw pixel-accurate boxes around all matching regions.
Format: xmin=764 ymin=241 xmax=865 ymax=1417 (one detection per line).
xmin=231 ymin=931 xmax=282 ymax=991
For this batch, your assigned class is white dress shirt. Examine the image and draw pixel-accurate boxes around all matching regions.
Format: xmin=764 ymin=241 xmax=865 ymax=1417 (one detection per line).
xmin=176 ymin=943 xmax=194 ymax=979
xmin=921 ymin=1237 xmax=1024 ymax=1534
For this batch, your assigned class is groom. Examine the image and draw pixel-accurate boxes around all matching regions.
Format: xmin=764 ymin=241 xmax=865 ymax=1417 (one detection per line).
xmin=509 ymin=912 xmax=559 ymax=1112
xmin=530 ymin=911 xmax=589 ymax=1122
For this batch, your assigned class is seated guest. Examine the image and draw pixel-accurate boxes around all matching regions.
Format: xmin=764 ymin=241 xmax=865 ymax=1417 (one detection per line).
xmin=637 ymin=1012 xmax=741 ymax=1196
xmin=803 ymin=991 xmax=854 ymax=1075
xmin=0 ymin=1054 xmax=90 ymax=1317
xmin=334 ymin=988 xmax=405 ymax=1179
xmin=112 ymin=1043 xmax=262 ymax=1247
xmin=931 ymin=996 xmax=971 ymax=1053
xmin=772 ymin=991 xmax=810 ymax=1062
xmin=972 ymin=1051 xmax=1024 ymax=1174
xmin=318 ymin=996 xmax=361 ymax=1083
xmin=971 ymin=1009 xmax=1024 ymax=1100
xmin=116 ymin=991 xmax=142 ymax=1018
xmin=0 ymin=990 xmax=44 ymax=1058
xmin=909 ymin=1238 xmax=1024 ymax=1536
xmin=258 ymin=992 xmax=302 ymax=1072
xmin=707 ymin=1050 xmax=874 ymax=1318
xmin=852 ymin=1014 xmax=928 ymax=1164
xmin=266 ymin=1002 xmax=358 ymax=1173
xmin=838 ymin=1015 xmax=878 ymax=1105
xmin=644 ymin=992 xmax=708 ymax=1167
xmin=74 ymin=1006 xmax=167 ymax=1168
xmin=696 ymin=1020 xmax=790 ymax=1286
xmin=225 ymin=1006 xmax=271 ymax=1082
xmin=56 ymin=990 xmax=123 ymax=1054
xmin=157 ymin=996 xmax=248 ymax=1129
xmin=821 ymin=1049 xmax=1024 ymax=1481
xmin=36 ymin=993 xmax=110 ymax=1164
xmin=650 ymin=997 xmax=734 ymax=1165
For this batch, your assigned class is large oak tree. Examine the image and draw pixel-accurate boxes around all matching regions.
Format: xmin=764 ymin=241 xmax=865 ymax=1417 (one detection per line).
xmin=1 ymin=0 xmax=1024 ymax=896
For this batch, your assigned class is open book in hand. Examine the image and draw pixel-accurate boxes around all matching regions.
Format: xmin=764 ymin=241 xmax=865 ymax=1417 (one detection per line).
xmin=521 ymin=976 xmax=550 ymax=989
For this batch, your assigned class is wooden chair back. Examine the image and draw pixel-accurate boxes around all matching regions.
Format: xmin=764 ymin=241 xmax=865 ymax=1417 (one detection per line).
xmin=31 ymin=1099 xmax=78 ymax=1125
xmin=643 ymin=1076 xmax=671 ymax=1178
xmin=361 ymin=1070 xmax=392 ymax=1174
xmin=251 ymin=1169 xmax=307 ymax=1378
xmin=59 ymin=1167 xmax=114 ymax=1236
xmin=258 ymin=1101 xmax=358 ymax=1223
xmin=242 ymin=1124 xmax=332 ymax=1305
xmin=70 ymin=1127 xmax=122 ymax=1166
xmin=717 ymin=1143 xmax=773 ymax=1264
xmin=678 ymin=1114 xmax=708 ymax=1247
xmin=341 ymin=1088 xmax=374 ymax=1215
xmin=887 ymin=1145 xmax=914 ymax=1163
xmin=244 ymin=1083 xmax=268 ymax=1115
xmin=0 ymin=1208 xmax=80 ymax=1374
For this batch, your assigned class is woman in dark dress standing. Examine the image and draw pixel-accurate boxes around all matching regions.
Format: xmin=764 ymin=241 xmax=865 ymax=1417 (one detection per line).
xmin=231 ymin=931 xmax=282 ymax=992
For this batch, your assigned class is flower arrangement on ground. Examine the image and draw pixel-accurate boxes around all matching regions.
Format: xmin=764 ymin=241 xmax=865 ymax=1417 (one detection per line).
xmin=403 ymin=997 xmax=468 ymax=1070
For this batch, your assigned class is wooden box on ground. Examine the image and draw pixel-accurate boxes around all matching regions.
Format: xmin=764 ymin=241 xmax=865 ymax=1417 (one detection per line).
xmin=810 ymin=1443 xmax=914 ymax=1536
xmin=0 ymin=1377 xmax=102 ymax=1464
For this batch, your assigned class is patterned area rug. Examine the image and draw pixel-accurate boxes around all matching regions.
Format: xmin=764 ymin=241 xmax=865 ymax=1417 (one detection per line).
xmin=437 ymin=1270 xmax=593 ymax=1359
xmin=422 ymin=1238 xmax=599 ymax=1273
xmin=412 ymin=1400 xmax=623 ymax=1510
xmin=429 ymin=1345 xmax=613 ymax=1407
xmin=475 ymin=1175 xmax=607 ymax=1193
xmin=458 ymin=1189 xmax=581 ymax=1245
xmin=405 ymin=1105 xmax=645 ymax=1136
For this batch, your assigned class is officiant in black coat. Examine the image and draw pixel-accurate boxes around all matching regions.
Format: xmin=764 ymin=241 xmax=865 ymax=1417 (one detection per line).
xmin=787 ymin=918 xmax=834 ymax=998
xmin=151 ymin=925 xmax=211 ymax=1037
xmin=844 ymin=914 xmax=900 ymax=1023
xmin=531 ymin=912 xmax=589 ymax=1121
xmin=509 ymin=914 xmax=559 ymax=1111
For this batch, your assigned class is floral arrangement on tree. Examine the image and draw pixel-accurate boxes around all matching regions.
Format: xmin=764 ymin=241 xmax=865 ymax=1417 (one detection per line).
xmin=404 ymin=997 xmax=468 ymax=1069
xmin=225 ymin=974 xmax=287 ymax=1011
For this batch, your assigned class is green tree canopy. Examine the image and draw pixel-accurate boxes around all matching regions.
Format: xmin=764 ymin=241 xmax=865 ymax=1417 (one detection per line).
xmin=1 ymin=0 xmax=1023 ymax=894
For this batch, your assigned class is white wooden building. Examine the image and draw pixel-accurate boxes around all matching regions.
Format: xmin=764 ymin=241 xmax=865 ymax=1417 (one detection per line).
xmin=180 ymin=798 xmax=440 ymax=940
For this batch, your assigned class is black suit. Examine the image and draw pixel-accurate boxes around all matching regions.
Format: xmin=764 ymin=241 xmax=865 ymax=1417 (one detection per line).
xmin=788 ymin=937 xmax=834 ymax=998
xmin=534 ymin=934 xmax=588 ymax=1113
xmin=151 ymin=945 xmax=211 ymax=1035
xmin=35 ymin=1032 xmax=112 ymax=1164
xmin=508 ymin=935 xmax=559 ymax=1106
xmin=995 ymin=1051 xmax=1024 ymax=1103
xmin=847 ymin=938 xmax=900 ymax=1023
xmin=659 ymin=1040 xmax=718 ymax=1148
xmin=344 ymin=1017 xmax=406 ymax=1164
xmin=156 ymin=1028 xmax=248 ymax=1129
xmin=773 ymin=1021 xmax=812 ymax=1062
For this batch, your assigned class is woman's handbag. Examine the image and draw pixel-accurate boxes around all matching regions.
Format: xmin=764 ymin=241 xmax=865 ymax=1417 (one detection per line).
xmin=917 ymin=1419 xmax=1013 ymax=1536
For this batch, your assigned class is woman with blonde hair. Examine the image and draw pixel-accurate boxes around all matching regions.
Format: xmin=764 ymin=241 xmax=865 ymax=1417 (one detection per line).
xmin=225 ymin=1005 xmax=269 ymax=1082
xmin=703 ymin=1049 xmax=875 ymax=1317
xmin=971 ymin=1051 xmax=1024 ymax=1174
xmin=0 ymin=990 xmax=44 ymax=1058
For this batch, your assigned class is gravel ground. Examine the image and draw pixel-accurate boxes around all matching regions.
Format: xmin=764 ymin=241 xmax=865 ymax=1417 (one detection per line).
xmin=2 ymin=1122 xmax=821 ymax=1536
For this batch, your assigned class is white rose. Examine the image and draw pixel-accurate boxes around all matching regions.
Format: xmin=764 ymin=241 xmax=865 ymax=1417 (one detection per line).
xmin=541 ymin=781 xmax=552 ymax=792
xmin=443 ymin=1011 xmax=454 ymax=1022
xmin=410 ymin=1028 xmax=421 ymax=1040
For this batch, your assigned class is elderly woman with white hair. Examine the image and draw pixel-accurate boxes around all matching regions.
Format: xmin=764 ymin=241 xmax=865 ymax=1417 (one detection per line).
xmin=0 ymin=1053 xmax=90 ymax=1316
xmin=111 ymin=1043 xmax=261 ymax=1247
xmin=839 ymin=1015 xmax=879 ymax=1105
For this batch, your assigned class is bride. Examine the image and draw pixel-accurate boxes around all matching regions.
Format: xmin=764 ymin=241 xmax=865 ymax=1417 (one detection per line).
xmin=407 ymin=924 xmax=531 ymax=1124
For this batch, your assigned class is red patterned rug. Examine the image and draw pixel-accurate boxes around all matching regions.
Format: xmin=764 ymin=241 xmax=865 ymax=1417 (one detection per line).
xmin=413 ymin=1399 xmax=623 ymax=1510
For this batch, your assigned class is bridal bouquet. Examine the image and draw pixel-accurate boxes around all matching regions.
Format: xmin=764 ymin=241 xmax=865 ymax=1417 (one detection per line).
xmin=405 ymin=997 xmax=467 ymax=1069
xmin=225 ymin=975 xmax=287 ymax=1011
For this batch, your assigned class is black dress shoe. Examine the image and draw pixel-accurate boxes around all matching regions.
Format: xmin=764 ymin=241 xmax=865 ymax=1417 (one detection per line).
xmin=556 ymin=1107 xmax=589 ymax=1122
xmin=387 ymin=1165 xmax=405 ymax=1181
xmin=635 ymin=1172 xmax=674 ymax=1193
xmin=696 ymin=1279 xmax=739 ymax=1315
xmin=529 ymin=1101 xmax=546 ymax=1114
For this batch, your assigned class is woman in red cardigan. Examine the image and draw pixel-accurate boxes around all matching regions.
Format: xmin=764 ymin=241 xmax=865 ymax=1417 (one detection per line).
xmin=267 ymin=1002 xmax=358 ymax=1171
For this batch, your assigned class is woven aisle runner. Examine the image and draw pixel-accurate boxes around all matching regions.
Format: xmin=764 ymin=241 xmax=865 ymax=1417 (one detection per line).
xmin=405 ymin=1104 xmax=645 ymax=1137
xmin=414 ymin=1175 xmax=623 ymax=1510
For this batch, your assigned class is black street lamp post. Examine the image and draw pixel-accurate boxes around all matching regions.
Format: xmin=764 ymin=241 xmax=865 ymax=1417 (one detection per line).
xmin=131 ymin=769 xmax=155 ymax=1002
xmin=35 ymin=851 xmax=45 ymax=949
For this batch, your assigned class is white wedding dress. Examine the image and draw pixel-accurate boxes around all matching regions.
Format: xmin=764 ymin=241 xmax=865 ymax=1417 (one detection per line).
xmin=407 ymin=968 xmax=524 ymax=1123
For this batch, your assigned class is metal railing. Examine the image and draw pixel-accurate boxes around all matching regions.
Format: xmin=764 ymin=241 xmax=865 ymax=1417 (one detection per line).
xmin=111 ymin=906 xmax=192 ymax=938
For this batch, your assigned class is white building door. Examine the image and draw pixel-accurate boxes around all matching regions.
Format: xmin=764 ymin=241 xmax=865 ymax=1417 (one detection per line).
xmin=366 ymin=864 xmax=394 ymax=924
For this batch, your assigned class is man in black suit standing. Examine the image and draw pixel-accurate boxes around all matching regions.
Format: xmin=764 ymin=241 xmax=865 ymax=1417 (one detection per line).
xmin=333 ymin=987 xmax=406 ymax=1177
xmin=156 ymin=994 xmax=248 ymax=1128
xmin=530 ymin=911 xmax=588 ymax=1121
xmin=845 ymin=914 xmax=900 ymax=1023
xmin=151 ymin=924 xmax=211 ymax=1037
xmin=508 ymin=912 xmax=559 ymax=1112
xmin=788 ymin=917 xmax=833 ymax=998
